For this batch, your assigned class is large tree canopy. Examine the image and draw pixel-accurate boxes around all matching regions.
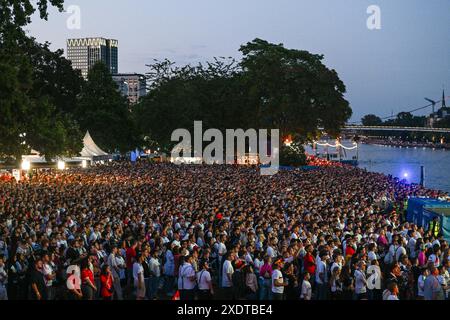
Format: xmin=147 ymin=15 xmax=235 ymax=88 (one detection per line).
xmin=361 ymin=114 xmax=383 ymax=126
xmin=0 ymin=0 xmax=88 ymax=161
xmin=239 ymin=39 xmax=352 ymax=139
xmin=136 ymin=39 xmax=352 ymax=153
xmin=77 ymin=62 xmax=140 ymax=153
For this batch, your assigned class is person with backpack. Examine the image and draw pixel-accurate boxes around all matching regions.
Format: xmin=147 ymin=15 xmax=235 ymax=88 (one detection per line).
xmin=196 ymin=260 xmax=213 ymax=300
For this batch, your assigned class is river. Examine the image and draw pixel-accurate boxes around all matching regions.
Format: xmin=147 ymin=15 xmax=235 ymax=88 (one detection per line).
xmin=306 ymin=142 xmax=450 ymax=193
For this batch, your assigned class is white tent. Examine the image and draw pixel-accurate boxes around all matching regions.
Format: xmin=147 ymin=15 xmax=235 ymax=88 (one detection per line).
xmin=22 ymin=131 xmax=109 ymax=163
xmin=80 ymin=131 xmax=108 ymax=157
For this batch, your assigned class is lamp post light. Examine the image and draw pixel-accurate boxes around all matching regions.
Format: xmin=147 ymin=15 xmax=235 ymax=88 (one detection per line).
xmin=57 ymin=160 xmax=65 ymax=170
xmin=21 ymin=160 xmax=31 ymax=171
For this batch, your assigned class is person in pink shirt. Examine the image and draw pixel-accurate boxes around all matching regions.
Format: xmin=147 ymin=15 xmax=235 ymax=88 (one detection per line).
xmin=258 ymin=256 xmax=273 ymax=300
xmin=417 ymin=242 xmax=427 ymax=267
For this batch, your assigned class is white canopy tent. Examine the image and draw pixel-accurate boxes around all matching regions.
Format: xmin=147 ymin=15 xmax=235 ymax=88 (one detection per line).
xmin=22 ymin=131 xmax=110 ymax=164
xmin=80 ymin=131 xmax=108 ymax=158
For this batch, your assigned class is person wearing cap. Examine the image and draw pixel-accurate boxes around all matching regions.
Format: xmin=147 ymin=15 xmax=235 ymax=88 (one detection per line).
xmin=270 ymin=258 xmax=287 ymax=300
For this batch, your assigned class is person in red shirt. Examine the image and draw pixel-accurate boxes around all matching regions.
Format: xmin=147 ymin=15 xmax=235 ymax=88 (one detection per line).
xmin=303 ymin=244 xmax=316 ymax=286
xmin=80 ymin=258 xmax=97 ymax=300
xmin=100 ymin=265 xmax=114 ymax=300
xmin=126 ymin=240 xmax=138 ymax=290
xmin=345 ymin=238 xmax=356 ymax=263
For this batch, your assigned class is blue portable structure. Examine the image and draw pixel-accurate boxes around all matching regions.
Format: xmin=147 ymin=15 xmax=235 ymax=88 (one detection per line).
xmin=407 ymin=198 xmax=450 ymax=241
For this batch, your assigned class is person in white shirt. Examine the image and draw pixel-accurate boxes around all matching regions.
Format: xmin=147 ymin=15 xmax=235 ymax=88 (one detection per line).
xmin=178 ymin=255 xmax=196 ymax=300
xmin=407 ymin=233 xmax=417 ymax=258
xmin=428 ymin=246 xmax=441 ymax=268
xmin=266 ymin=242 xmax=276 ymax=259
xmin=42 ymin=253 xmax=56 ymax=300
xmin=315 ymin=251 xmax=329 ymax=300
xmin=133 ymin=254 xmax=146 ymax=300
xmin=217 ymin=236 xmax=227 ymax=285
xmin=417 ymin=268 xmax=429 ymax=299
xmin=383 ymin=282 xmax=400 ymax=300
xmin=221 ymin=252 xmax=235 ymax=299
xmin=107 ymin=246 xmax=123 ymax=300
xmin=148 ymin=250 xmax=161 ymax=300
xmin=271 ymin=260 xmax=286 ymax=300
xmin=300 ymin=272 xmax=312 ymax=300
xmin=367 ymin=243 xmax=378 ymax=263
xmin=354 ymin=261 xmax=367 ymax=300
xmin=395 ymin=244 xmax=407 ymax=263
xmin=196 ymin=260 xmax=213 ymax=300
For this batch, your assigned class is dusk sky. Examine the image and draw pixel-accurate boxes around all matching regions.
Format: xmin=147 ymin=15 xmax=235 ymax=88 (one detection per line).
xmin=27 ymin=0 xmax=449 ymax=122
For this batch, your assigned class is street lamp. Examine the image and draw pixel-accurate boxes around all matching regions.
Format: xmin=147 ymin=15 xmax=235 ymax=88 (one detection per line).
xmin=21 ymin=160 xmax=31 ymax=171
xmin=57 ymin=160 xmax=65 ymax=170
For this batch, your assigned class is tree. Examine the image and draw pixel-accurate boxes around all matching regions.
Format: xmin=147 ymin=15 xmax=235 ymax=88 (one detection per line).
xmin=239 ymin=39 xmax=352 ymax=139
xmin=437 ymin=116 xmax=450 ymax=128
xmin=0 ymin=54 xmax=33 ymax=159
xmin=361 ymin=114 xmax=382 ymax=126
xmin=0 ymin=0 xmax=64 ymax=28
xmin=136 ymin=58 xmax=245 ymax=152
xmin=137 ymin=40 xmax=352 ymax=156
xmin=280 ymin=143 xmax=306 ymax=167
xmin=385 ymin=112 xmax=426 ymax=127
xmin=77 ymin=62 xmax=140 ymax=153
xmin=0 ymin=0 xmax=84 ymax=161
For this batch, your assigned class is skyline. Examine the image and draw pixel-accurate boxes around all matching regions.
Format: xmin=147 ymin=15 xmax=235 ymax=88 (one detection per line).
xmin=27 ymin=0 xmax=450 ymax=122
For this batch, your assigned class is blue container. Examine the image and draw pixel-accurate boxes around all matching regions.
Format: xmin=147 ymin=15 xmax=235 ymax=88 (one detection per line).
xmin=407 ymin=198 xmax=450 ymax=241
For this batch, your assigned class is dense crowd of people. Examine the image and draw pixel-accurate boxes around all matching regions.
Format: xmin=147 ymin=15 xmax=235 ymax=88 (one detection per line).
xmin=0 ymin=161 xmax=449 ymax=301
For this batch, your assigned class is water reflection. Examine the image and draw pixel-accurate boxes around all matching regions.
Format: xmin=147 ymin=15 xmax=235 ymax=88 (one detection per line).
xmin=305 ymin=142 xmax=450 ymax=192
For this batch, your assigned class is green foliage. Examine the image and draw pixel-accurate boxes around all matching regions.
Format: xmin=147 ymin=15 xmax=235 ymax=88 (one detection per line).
xmin=136 ymin=57 xmax=245 ymax=152
xmin=361 ymin=114 xmax=383 ymax=126
xmin=437 ymin=117 xmax=450 ymax=128
xmin=137 ymin=39 xmax=352 ymax=152
xmin=240 ymin=39 xmax=352 ymax=138
xmin=77 ymin=62 xmax=140 ymax=153
xmin=0 ymin=54 xmax=33 ymax=159
xmin=0 ymin=0 xmax=64 ymax=28
xmin=280 ymin=143 xmax=307 ymax=167
xmin=384 ymin=112 xmax=426 ymax=127
xmin=0 ymin=0 xmax=85 ymax=161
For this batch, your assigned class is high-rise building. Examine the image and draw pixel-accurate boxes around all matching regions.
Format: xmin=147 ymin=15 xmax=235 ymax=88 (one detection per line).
xmin=112 ymin=73 xmax=147 ymax=104
xmin=67 ymin=37 xmax=118 ymax=79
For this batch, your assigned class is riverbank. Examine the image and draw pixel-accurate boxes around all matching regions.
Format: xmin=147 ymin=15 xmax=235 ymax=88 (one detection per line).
xmin=361 ymin=138 xmax=450 ymax=150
